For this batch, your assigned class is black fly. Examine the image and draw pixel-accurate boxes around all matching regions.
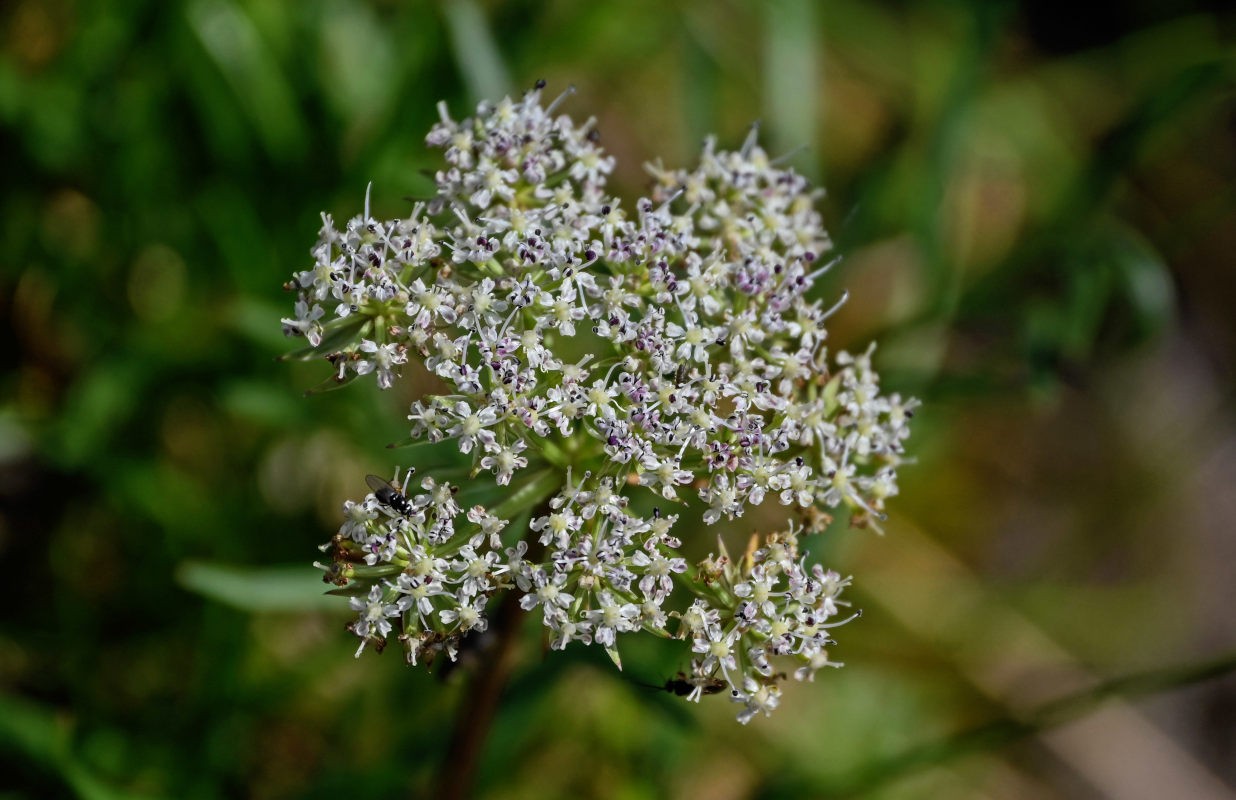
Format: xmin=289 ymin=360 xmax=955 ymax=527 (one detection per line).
xmin=366 ymin=471 xmax=415 ymax=516
xmin=635 ymin=672 xmax=728 ymax=698
xmin=663 ymin=675 xmax=727 ymax=697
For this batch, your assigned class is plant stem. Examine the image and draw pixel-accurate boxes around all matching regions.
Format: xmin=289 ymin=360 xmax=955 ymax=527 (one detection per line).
xmin=433 ymin=587 xmax=528 ymax=800
xmin=433 ymin=497 xmax=554 ymax=800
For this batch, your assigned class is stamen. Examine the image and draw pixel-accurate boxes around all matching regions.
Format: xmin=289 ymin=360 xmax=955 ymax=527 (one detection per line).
xmin=770 ymin=144 xmax=806 ymax=166
xmin=676 ymin=426 xmax=700 ymax=462
xmin=545 ymin=84 xmax=577 ymax=116
xmin=497 ymin=307 xmax=520 ymax=339
xmin=741 ymin=121 xmax=761 ymax=158
xmin=657 ymin=186 xmax=684 ymax=213
xmin=819 ymin=290 xmax=849 ymax=322
xmin=821 ymin=611 xmax=863 ymax=628
xmin=805 ymin=255 xmax=842 ymax=283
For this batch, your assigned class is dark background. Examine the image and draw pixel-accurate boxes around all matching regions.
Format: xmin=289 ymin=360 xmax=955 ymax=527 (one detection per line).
xmin=2 ymin=1 xmax=1235 ymax=797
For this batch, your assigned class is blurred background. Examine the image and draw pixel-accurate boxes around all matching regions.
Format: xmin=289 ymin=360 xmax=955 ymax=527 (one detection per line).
xmin=2 ymin=0 xmax=1235 ymax=797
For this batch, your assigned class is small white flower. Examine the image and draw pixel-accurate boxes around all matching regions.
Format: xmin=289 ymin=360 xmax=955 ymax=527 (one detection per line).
xmin=339 ymin=497 xmax=378 ymax=541
xmin=734 ymin=678 xmax=782 ymax=725
xmin=440 ymin=601 xmax=487 ymax=633
xmin=447 ymin=402 xmax=500 ymax=454
xmin=355 ymin=340 xmax=407 ymax=389
xmin=479 ymin=440 xmax=528 ymax=485
xmin=281 ymin=300 xmax=324 ymax=346
xmin=530 ymin=508 xmax=583 ymax=549
xmin=348 ymin=586 xmax=400 ymax=656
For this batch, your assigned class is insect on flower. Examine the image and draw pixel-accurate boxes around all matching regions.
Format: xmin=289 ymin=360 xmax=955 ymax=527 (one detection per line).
xmin=663 ymin=674 xmax=727 ymax=697
xmin=635 ymin=672 xmax=728 ymax=699
xmin=366 ymin=471 xmax=415 ymax=516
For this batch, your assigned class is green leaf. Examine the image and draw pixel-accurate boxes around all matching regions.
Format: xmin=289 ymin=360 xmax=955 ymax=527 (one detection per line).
xmin=498 ymin=506 xmax=534 ymax=550
xmin=385 ymin=435 xmax=442 ymax=451
xmin=1108 ymin=223 xmax=1175 ymax=339
xmin=176 ymin=560 xmax=342 ymax=612
xmin=0 ymin=693 xmax=159 ymax=800
xmin=491 ymin=468 xmax=561 ymax=520
xmin=185 ymin=0 xmax=308 ymax=163
xmin=302 ymin=368 xmax=364 ymax=396
xmin=325 ymin=584 xmax=367 ymax=599
xmin=440 ymin=0 xmax=511 ymax=103
xmin=277 ymin=315 xmax=371 ymax=361
xmin=762 ymin=0 xmax=819 ymax=176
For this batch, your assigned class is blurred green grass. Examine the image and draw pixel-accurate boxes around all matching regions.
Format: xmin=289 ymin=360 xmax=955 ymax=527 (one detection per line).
xmin=3 ymin=1 xmax=1236 ymax=798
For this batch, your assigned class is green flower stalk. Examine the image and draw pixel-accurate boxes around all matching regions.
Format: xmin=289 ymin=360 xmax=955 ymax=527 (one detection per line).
xmin=283 ymin=83 xmax=916 ymax=724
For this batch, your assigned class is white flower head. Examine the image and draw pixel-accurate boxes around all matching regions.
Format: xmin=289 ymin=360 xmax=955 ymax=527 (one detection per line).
xmin=293 ymin=85 xmax=914 ymax=723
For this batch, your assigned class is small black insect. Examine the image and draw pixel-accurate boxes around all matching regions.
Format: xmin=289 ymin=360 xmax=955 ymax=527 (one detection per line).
xmin=636 ymin=673 xmax=727 ymax=698
xmin=663 ymin=675 xmax=727 ymax=697
xmin=366 ymin=471 xmax=415 ymax=516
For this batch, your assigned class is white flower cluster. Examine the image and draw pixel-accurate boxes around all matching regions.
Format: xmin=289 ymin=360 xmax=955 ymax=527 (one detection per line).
xmin=518 ymin=488 xmax=686 ymax=660
xmin=292 ymin=84 xmax=916 ymax=723
xmin=321 ymin=470 xmax=512 ymax=665
xmin=682 ymin=524 xmax=854 ymax=724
